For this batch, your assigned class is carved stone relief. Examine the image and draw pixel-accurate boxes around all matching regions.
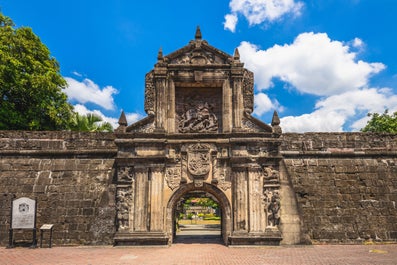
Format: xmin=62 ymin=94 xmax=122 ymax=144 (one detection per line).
xmin=187 ymin=143 xmax=212 ymax=176
xmin=165 ymin=167 xmax=181 ymax=190
xmin=144 ymin=71 xmax=155 ymax=115
xmin=131 ymin=122 xmax=155 ymax=133
xmin=175 ymin=87 xmax=222 ymax=133
xmin=263 ymin=166 xmax=281 ymax=228
xmin=116 ymin=187 xmax=133 ymax=231
xmin=178 ymin=102 xmax=218 ymax=133
xmin=242 ymin=118 xmax=269 ymax=133
xmin=242 ymin=69 xmax=254 ymax=113
xmin=117 ymin=166 xmax=134 ymax=183
xmin=170 ymin=49 xmax=226 ymax=65
xmin=212 ymin=158 xmax=231 ymax=191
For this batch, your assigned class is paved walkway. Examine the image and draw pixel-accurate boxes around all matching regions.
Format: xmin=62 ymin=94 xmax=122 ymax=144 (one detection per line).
xmin=1 ymin=243 xmax=396 ymax=265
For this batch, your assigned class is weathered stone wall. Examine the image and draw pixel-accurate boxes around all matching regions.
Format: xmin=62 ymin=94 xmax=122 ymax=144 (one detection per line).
xmin=281 ymin=133 xmax=397 ymax=243
xmin=1 ymin=131 xmax=396 ymax=246
xmin=0 ymin=131 xmax=117 ymax=246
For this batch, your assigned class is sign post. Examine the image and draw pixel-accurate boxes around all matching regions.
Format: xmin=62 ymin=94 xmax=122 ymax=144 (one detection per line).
xmin=7 ymin=196 xmax=37 ymax=248
xmin=40 ymin=224 xmax=54 ymax=248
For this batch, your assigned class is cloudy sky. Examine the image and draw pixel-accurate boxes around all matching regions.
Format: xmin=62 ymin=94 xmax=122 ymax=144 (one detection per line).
xmin=2 ymin=0 xmax=397 ymax=132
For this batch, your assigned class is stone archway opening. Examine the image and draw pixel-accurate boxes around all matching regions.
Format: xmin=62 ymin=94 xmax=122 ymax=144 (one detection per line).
xmin=174 ymin=191 xmax=221 ymax=243
xmin=166 ymin=183 xmax=231 ymax=245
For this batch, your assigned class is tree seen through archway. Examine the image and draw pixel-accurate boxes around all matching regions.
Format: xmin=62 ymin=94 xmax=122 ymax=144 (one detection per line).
xmin=174 ymin=191 xmax=222 ymax=243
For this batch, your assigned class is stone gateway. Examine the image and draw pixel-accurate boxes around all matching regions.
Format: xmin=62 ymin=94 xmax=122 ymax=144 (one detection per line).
xmin=0 ymin=28 xmax=396 ymax=246
xmin=114 ymin=27 xmax=283 ymax=245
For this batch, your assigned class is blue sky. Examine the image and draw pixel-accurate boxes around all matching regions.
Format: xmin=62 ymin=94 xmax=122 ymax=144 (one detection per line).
xmin=2 ymin=0 xmax=397 ymax=132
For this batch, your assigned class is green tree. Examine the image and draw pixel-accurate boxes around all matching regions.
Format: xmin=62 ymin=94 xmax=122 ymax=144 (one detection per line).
xmin=0 ymin=13 xmax=73 ymax=130
xmin=361 ymin=110 xmax=397 ymax=133
xmin=69 ymin=113 xmax=113 ymax=132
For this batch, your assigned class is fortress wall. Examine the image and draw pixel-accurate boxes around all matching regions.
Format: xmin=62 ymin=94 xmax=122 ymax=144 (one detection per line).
xmin=0 ymin=131 xmax=117 ymax=246
xmin=0 ymin=131 xmax=396 ymax=245
xmin=281 ymin=133 xmax=397 ymax=243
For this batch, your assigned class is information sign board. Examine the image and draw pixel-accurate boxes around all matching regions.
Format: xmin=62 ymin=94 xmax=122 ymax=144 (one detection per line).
xmin=11 ymin=197 xmax=36 ymax=229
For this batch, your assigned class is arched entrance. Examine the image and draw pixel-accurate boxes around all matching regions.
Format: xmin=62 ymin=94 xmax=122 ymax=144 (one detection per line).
xmin=166 ymin=183 xmax=232 ymax=245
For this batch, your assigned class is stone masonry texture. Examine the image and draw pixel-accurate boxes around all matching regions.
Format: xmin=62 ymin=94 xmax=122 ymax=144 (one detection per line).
xmin=0 ymin=131 xmax=117 ymax=246
xmin=0 ymin=131 xmax=396 ymax=246
xmin=281 ymin=132 xmax=397 ymax=243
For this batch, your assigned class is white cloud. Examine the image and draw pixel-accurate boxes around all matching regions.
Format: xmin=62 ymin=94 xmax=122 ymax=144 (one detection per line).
xmin=238 ymin=32 xmax=385 ymax=96
xmin=253 ymin=92 xmax=283 ymax=116
xmin=65 ymin=77 xmax=118 ymax=110
xmin=237 ymin=32 xmax=396 ymax=132
xmin=352 ymin=37 xmax=363 ymax=48
xmin=224 ymin=13 xmax=238 ymax=32
xmin=224 ymin=0 xmax=304 ymax=31
xmin=125 ymin=112 xmax=142 ymax=125
xmin=280 ymin=88 xmax=397 ymax=132
xmin=73 ymin=104 xmax=142 ymax=129
xmin=72 ymin=71 xmax=83 ymax=77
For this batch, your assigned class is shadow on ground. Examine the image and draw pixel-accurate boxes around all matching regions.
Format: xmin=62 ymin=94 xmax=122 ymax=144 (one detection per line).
xmin=174 ymin=224 xmax=222 ymax=244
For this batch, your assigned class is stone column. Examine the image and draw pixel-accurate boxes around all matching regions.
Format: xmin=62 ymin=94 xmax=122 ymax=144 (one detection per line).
xmin=149 ymin=167 xmax=164 ymax=231
xmin=248 ymin=166 xmax=265 ymax=232
xmin=232 ymin=168 xmax=248 ymax=232
xmin=134 ymin=167 xmax=149 ymax=232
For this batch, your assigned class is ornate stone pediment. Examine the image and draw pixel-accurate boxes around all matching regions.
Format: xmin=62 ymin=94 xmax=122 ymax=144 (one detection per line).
xmin=165 ymin=28 xmax=232 ymax=66
xmin=167 ymin=45 xmax=230 ymax=65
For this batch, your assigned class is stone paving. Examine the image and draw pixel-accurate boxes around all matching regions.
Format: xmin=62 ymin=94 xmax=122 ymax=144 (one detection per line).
xmin=1 ymin=243 xmax=396 ymax=265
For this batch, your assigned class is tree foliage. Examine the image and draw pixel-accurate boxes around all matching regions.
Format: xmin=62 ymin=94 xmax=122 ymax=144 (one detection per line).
xmin=0 ymin=13 xmax=73 ymax=130
xmin=69 ymin=113 xmax=113 ymax=132
xmin=184 ymin=197 xmax=219 ymax=209
xmin=361 ymin=110 xmax=397 ymax=133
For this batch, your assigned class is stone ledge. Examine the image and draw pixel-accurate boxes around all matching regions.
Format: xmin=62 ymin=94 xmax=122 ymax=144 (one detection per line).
xmin=114 ymin=232 xmax=169 ymax=246
xmin=228 ymin=230 xmax=282 ymax=246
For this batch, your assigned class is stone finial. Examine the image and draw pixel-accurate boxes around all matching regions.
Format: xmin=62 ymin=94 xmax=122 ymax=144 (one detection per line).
xmin=195 ymin=26 xmax=202 ymax=40
xmin=271 ymin=111 xmax=282 ymax=135
xmin=271 ymin=111 xmax=280 ymax=126
xmin=234 ymin=48 xmax=240 ymax=60
xmin=157 ymin=47 xmax=164 ymax=61
xmin=118 ymin=111 xmax=128 ymax=127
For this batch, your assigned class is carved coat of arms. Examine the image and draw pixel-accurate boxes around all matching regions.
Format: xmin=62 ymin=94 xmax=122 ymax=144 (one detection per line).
xmin=187 ymin=143 xmax=211 ymax=176
xmin=165 ymin=167 xmax=181 ymax=190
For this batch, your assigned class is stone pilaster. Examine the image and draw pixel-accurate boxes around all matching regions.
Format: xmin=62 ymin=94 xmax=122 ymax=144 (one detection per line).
xmin=134 ymin=167 xmax=149 ymax=232
xmin=149 ymin=167 xmax=164 ymax=231
xmin=248 ymin=166 xmax=265 ymax=232
xmin=232 ymin=168 xmax=248 ymax=232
